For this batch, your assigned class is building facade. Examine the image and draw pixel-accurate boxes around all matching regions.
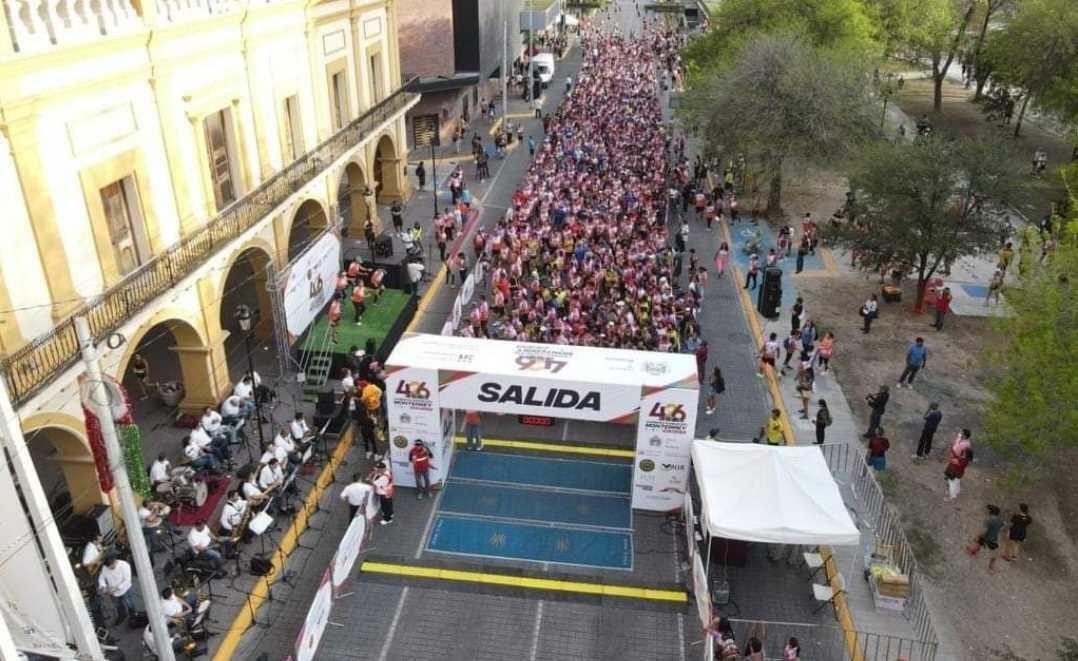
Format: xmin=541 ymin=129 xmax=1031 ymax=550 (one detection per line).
xmin=398 ymin=0 xmax=531 ymax=149
xmin=0 ymin=0 xmax=417 ymax=655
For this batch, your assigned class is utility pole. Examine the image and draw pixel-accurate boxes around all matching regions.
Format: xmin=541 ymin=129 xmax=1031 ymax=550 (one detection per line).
xmin=0 ymin=371 xmax=103 ymax=659
xmin=75 ymin=318 xmax=175 ymax=661
xmin=528 ymin=0 xmax=535 ymax=108
xmin=503 ymin=18 xmax=509 ymax=129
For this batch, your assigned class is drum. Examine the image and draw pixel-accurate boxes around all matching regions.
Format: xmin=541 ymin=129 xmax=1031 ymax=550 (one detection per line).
xmin=192 ymin=481 xmax=208 ymax=507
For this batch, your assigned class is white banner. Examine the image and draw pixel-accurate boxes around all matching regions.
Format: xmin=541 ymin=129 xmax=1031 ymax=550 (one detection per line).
xmin=331 ymin=499 xmax=369 ymax=591
xmin=692 ymin=554 xmax=712 ymax=629
xmin=684 ymin=490 xmax=696 ymax=567
xmin=438 ymin=372 xmax=642 ymax=423
xmin=386 ymin=367 xmax=446 ymax=488
xmin=281 ymin=232 xmax=342 ymax=342
xmin=631 ymin=387 xmax=697 ymax=510
xmin=451 ymin=294 xmax=463 ymax=329
xmin=294 ymin=569 xmax=333 ymax=661
xmin=460 ymin=272 xmax=476 ymax=306
xmin=441 ymin=319 xmax=455 ymax=336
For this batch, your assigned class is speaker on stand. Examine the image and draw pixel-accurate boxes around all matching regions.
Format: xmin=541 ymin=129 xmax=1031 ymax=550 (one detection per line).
xmin=756 ymin=267 xmax=783 ymax=319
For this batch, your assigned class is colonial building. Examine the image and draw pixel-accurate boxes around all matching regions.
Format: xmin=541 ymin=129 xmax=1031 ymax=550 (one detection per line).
xmin=0 ymin=0 xmax=417 ymax=655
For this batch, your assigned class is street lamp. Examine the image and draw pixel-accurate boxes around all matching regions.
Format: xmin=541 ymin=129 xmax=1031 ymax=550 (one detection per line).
xmin=233 ymin=304 xmax=264 ymax=461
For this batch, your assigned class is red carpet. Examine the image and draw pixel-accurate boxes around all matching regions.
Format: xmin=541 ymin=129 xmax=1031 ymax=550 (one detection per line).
xmin=168 ymin=477 xmax=231 ymax=527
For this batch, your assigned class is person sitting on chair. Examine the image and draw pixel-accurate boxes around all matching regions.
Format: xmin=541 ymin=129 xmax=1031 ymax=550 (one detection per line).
xmin=186 ymin=521 xmax=223 ymax=570
xmin=182 ymin=437 xmax=219 ymax=473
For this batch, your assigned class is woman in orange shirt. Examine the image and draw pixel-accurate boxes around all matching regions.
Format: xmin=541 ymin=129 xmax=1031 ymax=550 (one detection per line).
xmin=351 ymin=283 xmax=366 ymax=325
xmin=328 ymin=298 xmax=342 ymax=343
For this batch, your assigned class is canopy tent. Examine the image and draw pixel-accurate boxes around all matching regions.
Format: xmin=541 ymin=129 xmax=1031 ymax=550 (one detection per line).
xmin=691 ymin=441 xmax=860 ymax=546
xmin=558 ymin=13 xmax=580 ymax=27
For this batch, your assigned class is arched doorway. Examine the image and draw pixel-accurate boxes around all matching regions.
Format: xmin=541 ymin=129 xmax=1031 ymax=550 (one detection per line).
xmin=287 ymin=198 xmax=329 ymax=261
xmin=373 ymin=134 xmax=404 ymax=204
xmin=338 ymin=161 xmax=373 ymax=238
xmin=23 ymin=424 xmax=104 ymax=523
xmin=119 ymin=317 xmax=212 ymax=421
xmin=219 ymin=246 xmax=276 ymax=384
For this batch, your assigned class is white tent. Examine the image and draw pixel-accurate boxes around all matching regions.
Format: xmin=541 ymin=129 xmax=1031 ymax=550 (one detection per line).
xmin=691 ymin=441 xmax=860 ymax=546
xmin=558 ymin=13 xmax=580 ymax=27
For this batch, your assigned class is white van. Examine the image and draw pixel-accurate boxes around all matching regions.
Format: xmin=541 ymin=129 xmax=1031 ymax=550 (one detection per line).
xmin=532 ymin=53 xmax=555 ymax=87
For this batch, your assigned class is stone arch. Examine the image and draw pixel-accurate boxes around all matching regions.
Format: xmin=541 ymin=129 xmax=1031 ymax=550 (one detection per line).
xmin=337 ymin=160 xmax=374 ymax=237
xmin=286 ymin=198 xmax=329 ymax=262
xmin=116 ymin=314 xmax=215 ymax=412
xmin=373 ymin=133 xmax=404 ymax=204
xmin=217 ymin=244 xmax=276 ymax=381
xmin=22 ymin=415 xmax=106 ymax=516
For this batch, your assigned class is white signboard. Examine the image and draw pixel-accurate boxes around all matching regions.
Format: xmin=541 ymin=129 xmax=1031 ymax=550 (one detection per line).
xmin=438 ymin=372 xmax=642 ymax=423
xmin=294 ymin=569 xmax=333 ymax=661
xmin=692 ymin=554 xmax=712 ymax=629
xmin=385 ymin=366 xmax=446 ymax=488
xmin=281 ymin=232 xmax=342 ymax=342
xmin=631 ymin=386 xmax=697 ymax=510
xmin=331 ymin=502 xmax=368 ymax=590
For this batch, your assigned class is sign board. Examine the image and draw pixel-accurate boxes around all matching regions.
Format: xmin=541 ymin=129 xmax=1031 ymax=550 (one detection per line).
xmin=280 ymin=232 xmax=342 ymax=342
xmin=294 ymin=569 xmax=333 ymax=661
xmin=331 ymin=500 xmax=369 ymax=591
xmin=384 ymin=335 xmax=699 ymax=512
xmin=692 ymin=554 xmax=712 ymax=629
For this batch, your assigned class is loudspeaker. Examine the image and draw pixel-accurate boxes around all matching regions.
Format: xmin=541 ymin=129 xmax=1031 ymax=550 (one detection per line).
xmin=374 ymin=235 xmax=393 ymax=258
xmin=756 ymin=267 xmax=783 ymax=319
xmin=86 ymin=504 xmax=115 ymax=538
xmin=249 ymin=555 xmax=274 ymax=576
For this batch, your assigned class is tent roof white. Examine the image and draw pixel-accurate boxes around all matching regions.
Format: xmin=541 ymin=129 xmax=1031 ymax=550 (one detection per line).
xmin=691 ymin=441 xmax=860 ymax=546
xmin=385 ymin=333 xmax=699 ymax=390
xmin=558 ymin=12 xmax=580 ymax=26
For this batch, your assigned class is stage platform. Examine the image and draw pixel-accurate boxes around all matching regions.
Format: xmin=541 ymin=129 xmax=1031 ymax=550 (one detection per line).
xmin=298 ymin=289 xmax=416 ymax=368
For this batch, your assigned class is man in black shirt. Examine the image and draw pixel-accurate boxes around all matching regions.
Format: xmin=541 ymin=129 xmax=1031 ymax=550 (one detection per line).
xmin=914 ymin=402 xmax=943 ymax=459
xmin=863 ymin=385 xmax=889 ymax=438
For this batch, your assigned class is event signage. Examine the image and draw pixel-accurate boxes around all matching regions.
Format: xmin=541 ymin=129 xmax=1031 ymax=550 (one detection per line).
xmin=330 ymin=500 xmax=369 ymax=591
xmin=293 ymin=569 xmax=333 ymax=661
xmin=631 ymin=386 xmax=697 ymax=510
xmin=386 ymin=366 xmax=450 ymax=488
xmin=280 ymin=231 xmax=342 ymax=342
xmin=439 ymin=374 xmax=641 ymax=423
xmin=692 ymin=554 xmax=712 ymax=629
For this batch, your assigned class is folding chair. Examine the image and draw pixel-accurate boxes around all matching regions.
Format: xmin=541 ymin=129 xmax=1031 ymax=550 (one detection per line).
xmin=812 ymin=572 xmax=846 ymax=615
xmin=802 ymin=548 xmax=826 ymax=580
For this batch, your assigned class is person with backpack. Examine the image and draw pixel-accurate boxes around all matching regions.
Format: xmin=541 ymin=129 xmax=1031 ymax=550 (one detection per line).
xmin=814 ymin=399 xmax=832 ymax=445
xmin=944 ymin=430 xmax=974 ymax=501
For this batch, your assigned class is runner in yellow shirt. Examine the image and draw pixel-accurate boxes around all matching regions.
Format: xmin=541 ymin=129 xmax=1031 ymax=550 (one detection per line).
xmin=757 ymin=409 xmax=786 ymax=446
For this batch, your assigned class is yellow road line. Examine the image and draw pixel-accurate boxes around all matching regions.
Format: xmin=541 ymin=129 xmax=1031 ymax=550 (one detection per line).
xmin=361 ymin=561 xmax=687 ymax=603
xmin=211 ymin=428 xmax=354 ymax=661
xmin=452 ymin=436 xmax=635 ymax=458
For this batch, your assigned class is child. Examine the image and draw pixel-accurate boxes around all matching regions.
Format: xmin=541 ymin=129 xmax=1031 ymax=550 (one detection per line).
xmin=784 ymin=637 xmax=801 ymax=660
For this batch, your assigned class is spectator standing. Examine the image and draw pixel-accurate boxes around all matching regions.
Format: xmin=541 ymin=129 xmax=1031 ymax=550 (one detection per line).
xmin=340 ymin=473 xmax=373 ymax=520
xmin=694 ymin=341 xmax=708 ymax=384
xmin=464 ymin=410 xmax=483 ymax=451
xmin=415 ymin=161 xmax=426 ymax=190
xmin=914 ymin=403 xmax=943 ymax=459
xmin=816 ymin=331 xmax=834 ymax=373
xmin=97 ymin=556 xmax=135 ymax=625
xmin=933 ymin=287 xmax=952 ymax=331
xmin=814 ymin=400 xmax=831 ymax=445
xmin=944 ymin=430 xmax=974 ymax=501
xmin=705 ymin=367 xmax=724 ymax=416
xmin=860 ymin=294 xmax=879 ymax=333
xmin=409 ymin=440 xmax=434 ymax=500
xmin=863 ymin=385 xmax=889 ymax=438
xmin=371 ymin=462 xmax=394 ymax=525
xmin=867 ymin=428 xmax=890 ymax=471
xmin=897 ymin=337 xmax=927 ymax=388
xmin=756 ymin=409 xmax=786 ymax=446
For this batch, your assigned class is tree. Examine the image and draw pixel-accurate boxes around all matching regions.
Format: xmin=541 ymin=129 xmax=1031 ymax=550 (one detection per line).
xmin=682 ymin=0 xmax=878 ymax=77
xmin=983 ymin=165 xmax=1078 ymax=477
xmin=982 ymin=0 xmax=1078 ymax=136
xmin=824 ymin=136 xmax=1019 ymax=310
xmin=679 ymin=32 xmax=878 ymax=215
xmin=904 ymin=0 xmax=977 ymax=112
xmin=970 ymin=0 xmax=1012 ymax=101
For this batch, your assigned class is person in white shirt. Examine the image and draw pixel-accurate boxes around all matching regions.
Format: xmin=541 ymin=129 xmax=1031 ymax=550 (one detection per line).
xmin=289 ymin=413 xmax=310 ymax=445
xmin=190 ymin=425 xmax=227 ymax=461
xmin=274 ymin=428 xmax=300 ymax=468
xmin=219 ymin=490 xmax=247 ymax=558
xmin=340 ymin=369 xmax=355 ymax=394
xmin=339 ymin=473 xmax=374 ymax=519
xmin=97 ymin=556 xmax=134 ymax=624
xmin=220 ymin=395 xmax=243 ymax=422
xmin=81 ymin=536 xmax=103 ymax=573
xmin=371 ymin=462 xmax=394 ymax=525
xmin=232 ymin=377 xmax=256 ymax=417
xmin=159 ymin=587 xmax=193 ymax=626
xmin=187 ymin=521 xmax=223 ymax=568
xmin=202 ymin=406 xmax=236 ymax=446
xmin=149 ymin=453 xmax=171 ymax=487
xmin=183 ymin=437 xmax=218 ymax=473
xmin=258 ymin=458 xmax=283 ymax=493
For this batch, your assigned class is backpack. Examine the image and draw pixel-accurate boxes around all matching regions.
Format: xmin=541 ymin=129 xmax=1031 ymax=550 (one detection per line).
xmin=822 ymin=409 xmax=833 ymax=427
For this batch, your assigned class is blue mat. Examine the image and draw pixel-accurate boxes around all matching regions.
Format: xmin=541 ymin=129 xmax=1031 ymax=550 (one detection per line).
xmin=961 ymin=283 xmax=989 ymax=298
xmin=440 ymin=482 xmax=632 ymax=530
xmin=426 ymin=515 xmax=634 ymax=570
xmin=450 ymin=452 xmax=632 ymax=494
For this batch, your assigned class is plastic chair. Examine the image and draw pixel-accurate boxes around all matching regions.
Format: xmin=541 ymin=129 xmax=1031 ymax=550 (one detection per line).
xmin=812 ymin=572 xmax=846 ymax=615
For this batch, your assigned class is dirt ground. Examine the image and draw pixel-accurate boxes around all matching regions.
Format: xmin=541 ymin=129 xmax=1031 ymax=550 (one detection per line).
xmin=778 ymin=159 xmax=1078 ymax=659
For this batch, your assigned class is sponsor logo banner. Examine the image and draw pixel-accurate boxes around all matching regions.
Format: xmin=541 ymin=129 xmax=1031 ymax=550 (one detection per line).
xmin=632 ymin=387 xmax=697 ymax=511
xmin=386 ymin=367 xmax=442 ymax=487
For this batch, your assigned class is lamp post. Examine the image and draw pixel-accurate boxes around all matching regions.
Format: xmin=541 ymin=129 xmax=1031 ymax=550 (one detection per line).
xmin=234 ymin=304 xmax=264 ymax=461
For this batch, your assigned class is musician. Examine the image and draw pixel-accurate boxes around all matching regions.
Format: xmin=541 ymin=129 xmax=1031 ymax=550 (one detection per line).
xmin=186 ymin=521 xmax=223 ymax=569
xmin=219 ymin=491 xmax=247 ymax=559
xmin=274 ymin=426 xmax=302 ymax=468
xmin=149 ymin=453 xmax=172 ymax=489
xmin=220 ymin=394 xmax=244 ymax=426
xmin=183 ymin=437 xmax=219 ymax=473
xmin=97 ymin=555 xmax=135 ymax=625
xmin=159 ymin=587 xmax=194 ymax=627
xmin=233 ymin=376 xmax=257 ymax=418
xmin=139 ymin=500 xmax=177 ymax=551
xmin=241 ymin=474 xmax=272 ymax=511
xmin=201 ymin=406 xmax=236 ymax=446
xmin=289 ymin=412 xmax=312 ymax=447
xmin=258 ymin=457 xmax=284 ymax=495
xmin=190 ymin=424 xmax=229 ymax=462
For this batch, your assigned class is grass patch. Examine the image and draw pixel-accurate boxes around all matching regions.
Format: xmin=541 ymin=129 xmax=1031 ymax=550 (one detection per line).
xmin=903 ymin=519 xmax=942 ymax=572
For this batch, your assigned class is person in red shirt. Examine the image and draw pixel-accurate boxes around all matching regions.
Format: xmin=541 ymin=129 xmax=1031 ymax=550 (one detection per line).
xmin=933 ymin=287 xmax=952 ymax=332
xmin=464 ymin=410 xmax=483 ymax=450
xmin=328 ymin=299 xmax=341 ymax=343
xmin=867 ymin=429 xmax=890 ymax=471
xmin=350 ymin=283 xmax=366 ymax=325
xmin=408 ymin=440 xmax=434 ymax=500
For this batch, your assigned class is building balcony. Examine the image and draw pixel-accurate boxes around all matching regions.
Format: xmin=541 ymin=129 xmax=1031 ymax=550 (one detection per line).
xmin=0 ymin=79 xmax=419 ymax=407
xmin=2 ymin=0 xmax=142 ymax=53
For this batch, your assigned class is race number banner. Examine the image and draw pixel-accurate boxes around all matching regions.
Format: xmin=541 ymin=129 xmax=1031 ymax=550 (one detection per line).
xmin=386 ymin=366 xmax=444 ymax=488
xmin=631 ymin=386 xmax=697 ymax=510
xmin=438 ymin=372 xmax=642 ymax=423
xmin=293 ymin=569 xmax=333 ymax=661
xmin=280 ymin=232 xmax=341 ymax=342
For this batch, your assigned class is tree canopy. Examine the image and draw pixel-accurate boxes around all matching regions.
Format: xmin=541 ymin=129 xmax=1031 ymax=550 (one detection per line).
xmin=679 ymin=32 xmax=879 ymax=214
xmin=825 ymin=136 xmax=1020 ymax=307
xmin=984 ymin=165 xmax=1078 ymax=476
xmin=682 ymin=0 xmax=879 ymax=77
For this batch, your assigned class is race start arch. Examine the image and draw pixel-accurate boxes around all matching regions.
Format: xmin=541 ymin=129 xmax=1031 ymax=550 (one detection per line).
xmin=384 ymin=333 xmax=699 ymax=511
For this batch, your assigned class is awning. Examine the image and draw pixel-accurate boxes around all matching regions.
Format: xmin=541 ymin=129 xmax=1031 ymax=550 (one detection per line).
xmin=691 ymin=441 xmax=860 ymax=546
